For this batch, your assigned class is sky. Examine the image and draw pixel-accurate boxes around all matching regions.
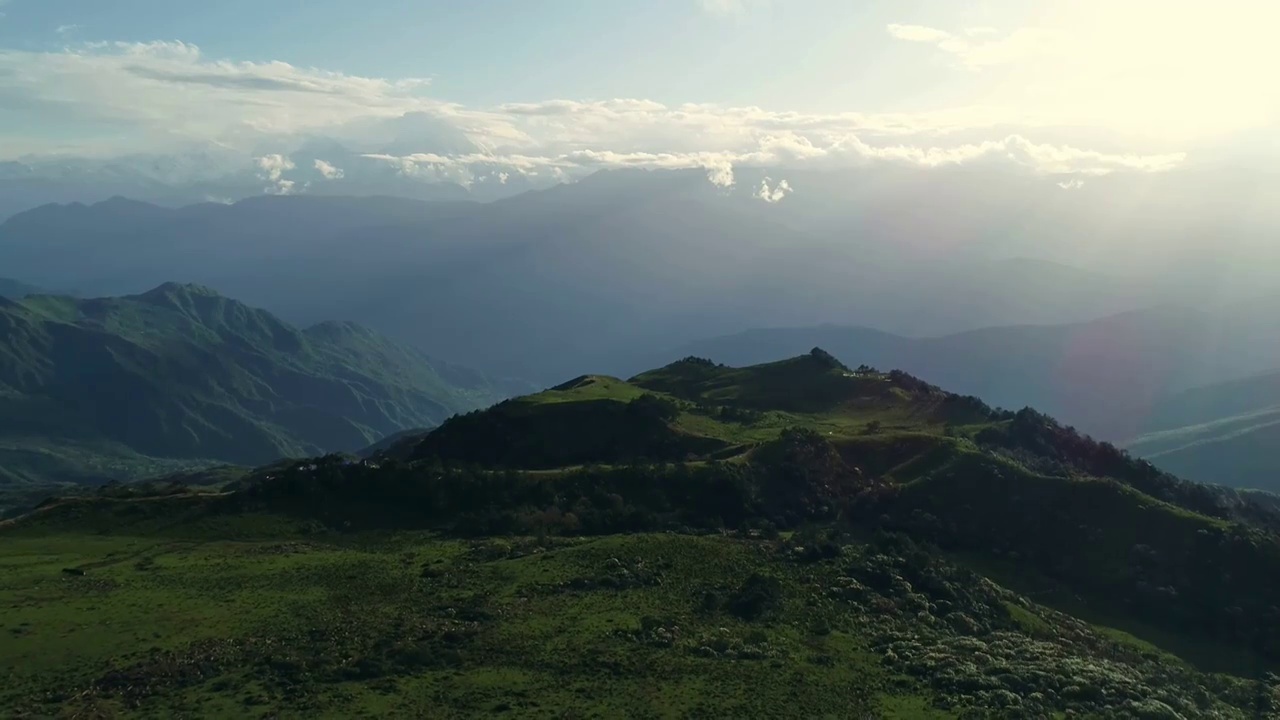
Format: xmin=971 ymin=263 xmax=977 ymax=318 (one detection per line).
xmin=0 ymin=0 xmax=1276 ymax=186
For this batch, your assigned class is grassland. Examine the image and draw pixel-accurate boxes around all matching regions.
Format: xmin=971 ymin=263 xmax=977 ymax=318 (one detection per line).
xmin=5 ymin=511 xmax=1268 ymax=719
xmin=4 ymin=351 xmax=1280 ymax=717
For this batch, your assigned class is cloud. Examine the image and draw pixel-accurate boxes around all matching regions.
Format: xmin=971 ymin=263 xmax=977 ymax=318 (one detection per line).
xmin=886 ymin=24 xmax=953 ymax=44
xmin=362 ymin=132 xmax=1183 ymax=194
xmin=1057 ymin=179 xmax=1085 ymax=190
xmin=56 ymin=24 xmax=81 ymax=36
xmin=754 ymin=177 xmax=791 ymax=203
xmin=313 ymin=158 xmax=344 ymax=180
xmin=704 ymin=159 xmax=734 ymax=188
xmin=885 ymin=24 xmax=1053 ymax=69
xmin=255 ymin=153 xmax=296 ymax=194
xmin=0 ymin=37 xmax=1192 ymax=192
xmin=698 ymin=0 xmax=764 ymax=16
xmin=0 ymin=41 xmax=437 ymax=154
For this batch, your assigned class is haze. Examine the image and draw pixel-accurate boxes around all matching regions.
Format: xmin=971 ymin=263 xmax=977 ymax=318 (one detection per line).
xmin=8 ymin=3 xmax=1280 ymax=716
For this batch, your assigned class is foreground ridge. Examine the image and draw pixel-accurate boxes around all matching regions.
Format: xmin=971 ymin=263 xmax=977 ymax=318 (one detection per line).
xmin=4 ymin=351 xmax=1279 ymax=717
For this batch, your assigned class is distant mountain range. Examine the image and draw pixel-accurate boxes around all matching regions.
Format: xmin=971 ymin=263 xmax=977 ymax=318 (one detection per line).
xmin=0 ymin=284 xmax=518 ymax=485
xmin=674 ymin=303 xmax=1280 ymax=445
xmin=1126 ymin=370 xmax=1280 ymax=490
xmin=3 ymin=172 xmax=1279 ymax=488
xmin=0 ymin=136 xmax=536 ymax=221
xmin=0 ymin=278 xmax=41 ymax=299
xmin=4 ymin=170 xmax=1265 ymax=385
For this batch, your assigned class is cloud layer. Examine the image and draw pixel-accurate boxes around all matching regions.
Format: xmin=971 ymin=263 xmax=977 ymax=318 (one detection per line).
xmin=0 ymin=37 xmax=1192 ymax=193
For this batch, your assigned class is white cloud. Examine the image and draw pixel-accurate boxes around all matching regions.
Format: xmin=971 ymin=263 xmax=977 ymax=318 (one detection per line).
xmin=0 ymin=41 xmax=436 ymax=154
xmin=0 ymin=37 xmax=1194 ymax=192
xmin=754 ymin=177 xmax=791 ymax=203
xmin=56 ymin=24 xmax=81 ymax=36
xmin=1057 ymin=179 xmax=1085 ymax=190
xmin=255 ymin=153 xmax=296 ymax=194
xmin=313 ymin=158 xmax=344 ymax=180
xmin=885 ymin=24 xmax=1054 ymax=69
xmin=886 ymin=24 xmax=953 ymax=44
xmin=704 ymin=159 xmax=734 ymax=188
xmin=362 ymin=132 xmax=1182 ymax=194
xmin=698 ymin=0 xmax=764 ymax=16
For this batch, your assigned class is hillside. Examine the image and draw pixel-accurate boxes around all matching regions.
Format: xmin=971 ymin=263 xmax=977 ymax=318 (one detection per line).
xmin=0 ymin=284 xmax=508 ymax=487
xmin=4 ymin=350 xmax=1279 ymax=716
xmin=1126 ymin=370 xmax=1280 ymax=491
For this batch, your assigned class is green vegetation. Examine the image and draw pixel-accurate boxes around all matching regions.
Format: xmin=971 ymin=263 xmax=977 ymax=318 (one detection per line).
xmin=4 ymin=520 xmax=1272 ymax=718
xmin=4 ymin=349 xmax=1280 ymax=716
xmin=0 ymin=283 xmax=510 ymax=487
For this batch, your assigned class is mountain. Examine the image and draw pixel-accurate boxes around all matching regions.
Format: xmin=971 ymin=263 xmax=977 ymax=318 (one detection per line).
xmin=5 ymin=349 xmax=1280 ymax=717
xmin=0 ymin=140 xmax=530 ymax=222
xmin=0 ymin=171 xmax=1245 ymax=383
xmin=1126 ymin=370 xmax=1280 ymax=491
xmin=672 ymin=303 xmax=1280 ymax=445
xmin=356 ymin=426 xmax=436 ymax=459
xmin=0 ymin=278 xmax=40 ymax=299
xmin=0 ymin=284 xmax=510 ymax=485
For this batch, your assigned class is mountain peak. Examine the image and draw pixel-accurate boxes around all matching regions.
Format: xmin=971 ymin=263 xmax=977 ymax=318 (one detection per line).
xmin=806 ymin=347 xmax=848 ymax=371
xmin=137 ymin=282 xmax=223 ymax=302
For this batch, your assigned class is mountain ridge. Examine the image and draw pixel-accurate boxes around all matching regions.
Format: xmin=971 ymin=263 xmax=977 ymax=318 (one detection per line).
xmin=0 ymin=183 xmax=1223 ymax=383
xmin=0 ymin=284 xmax=509 ymax=486
xmin=672 ymin=302 xmax=1280 ymax=445
xmin=6 ymin=349 xmax=1280 ymax=716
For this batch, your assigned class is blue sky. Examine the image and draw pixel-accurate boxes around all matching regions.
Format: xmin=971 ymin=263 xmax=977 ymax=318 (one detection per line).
xmin=0 ymin=0 xmax=1000 ymax=110
xmin=0 ymin=0 xmax=1274 ymax=184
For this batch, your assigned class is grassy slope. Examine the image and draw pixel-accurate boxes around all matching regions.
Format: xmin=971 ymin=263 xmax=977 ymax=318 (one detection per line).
xmin=4 ymin=351 xmax=1280 ymax=716
xmin=2 ymin=509 xmax=1264 ymax=719
xmin=0 ymin=284 xmax=507 ymax=486
xmin=414 ymin=354 xmax=993 ymax=468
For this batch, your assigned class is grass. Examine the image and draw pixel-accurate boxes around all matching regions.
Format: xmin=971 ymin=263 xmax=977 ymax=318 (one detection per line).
xmin=0 ymin=523 xmax=943 ymax=718
xmin=7 ymin=351 xmax=1280 ymax=716
xmin=3 ymin=517 xmax=1265 ymax=718
xmin=954 ymin=548 xmax=1265 ymax=677
xmin=481 ymin=358 xmax=987 ymax=470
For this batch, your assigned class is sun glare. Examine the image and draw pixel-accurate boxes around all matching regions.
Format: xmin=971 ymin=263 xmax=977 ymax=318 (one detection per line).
xmin=982 ymin=1 xmax=1279 ymax=142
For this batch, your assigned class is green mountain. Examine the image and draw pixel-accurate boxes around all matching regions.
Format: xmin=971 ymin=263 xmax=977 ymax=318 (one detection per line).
xmin=3 ymin=349 xmax=1279 ymax=717
xmin=0 ymin=283 xmax=509 ymax=487
xmin=1127 ymin=370 xmax=1280 ymax=491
